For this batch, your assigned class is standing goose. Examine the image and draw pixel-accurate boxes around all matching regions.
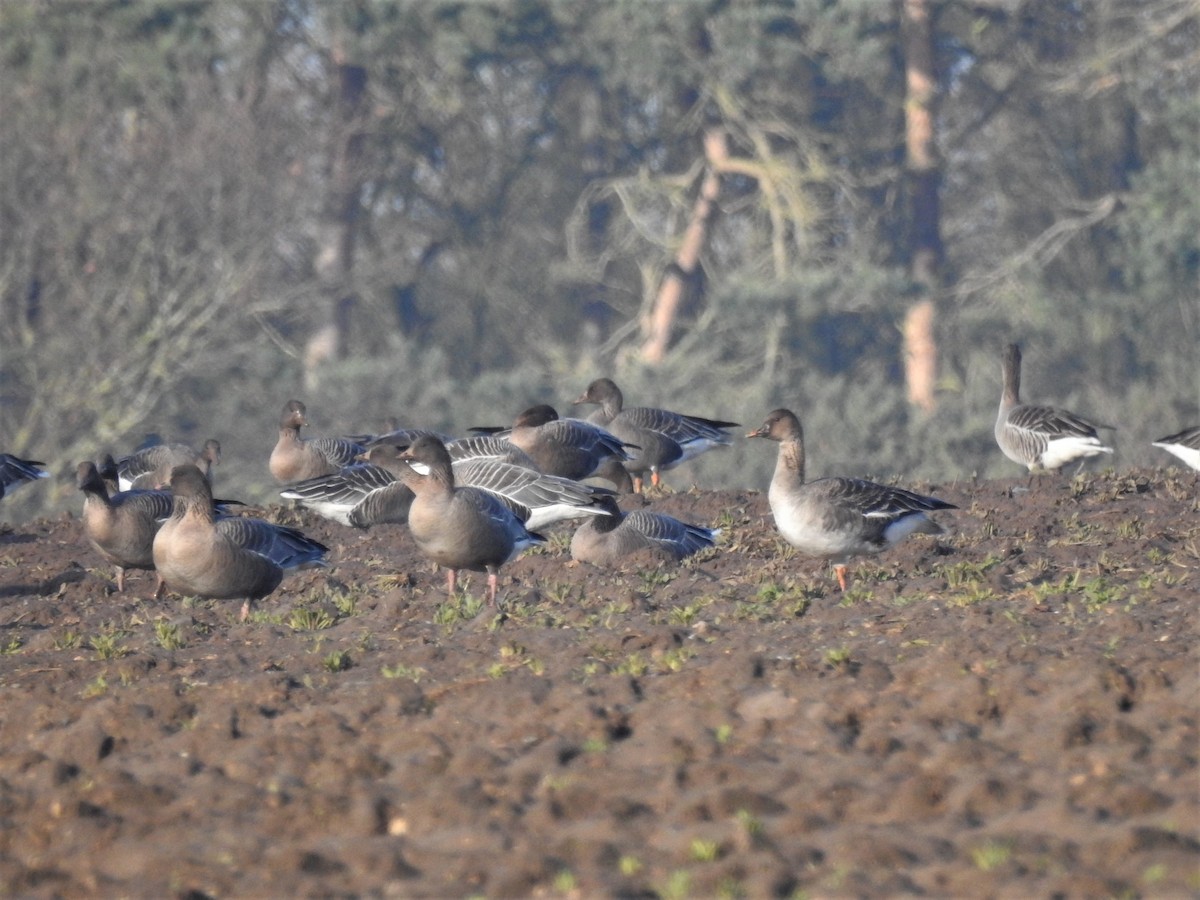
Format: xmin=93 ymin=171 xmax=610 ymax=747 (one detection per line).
xmin=1151 ymin=426 xmax=1200 ymax=471
xmin=78 ymin=461 xmax=243 ymax=594
xmin=396 ymin=435 xmax=545 ymax=605
xmin=574 ymin=378 xmax=738 ymax=492
xmin=0 ymin=453 xmax=49 ymax=500
xmin=570 ymin=495 xmax=719 ymax=567
xmin=154 ymin=464 xmax=328 ymax=620
xmin=269 ymin=400 xmax=366 ymax=484
xmin=116 ymin=439 xmax=221 ymax=491
xmin=77 ymin=461 xmax=172 ymax=595
xmin=748 ymin=408 xmax=955 ymax=591
xmin=995 ymin=344 xmax=1114 ymax=473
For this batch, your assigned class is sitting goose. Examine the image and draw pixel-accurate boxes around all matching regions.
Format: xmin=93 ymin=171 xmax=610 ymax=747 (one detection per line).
xmin=116 ymin=439 xmax=221 ymax=491
xmin=574 ymin=378 xmax=738 ymax=492
xmin=154 ymin=464 xmax=328 ymax=620
xmin=1151 ymin=426 xmax=1200 ymax=471
xmin=269 ymin=400 xmax=365 ymax=484
xmin=77 ymin=461 xmax=242 ymax=595
xmin=395 ymin=435 xmax=545 ymax=605
xmin=748 ymin=408 xmax=955 ymax=591
xmin=570 ymin=495 xmax=719 ymax=567
xmin=995 ymin=344 xmax=1114 ymax=473
xmin=0 ymin=453 xmax=49 ymax=500
xmin=473 ymin=404 xmax=634 ymax=484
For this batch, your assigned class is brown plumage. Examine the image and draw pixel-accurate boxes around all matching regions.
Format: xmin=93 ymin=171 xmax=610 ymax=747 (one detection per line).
xmin=77 ymin=461 xmax=171 ymax=596
xmin=269 ymin=400 xmax=365 ymax=483
xmin=154 ymin=464 xmax=328 ymax=620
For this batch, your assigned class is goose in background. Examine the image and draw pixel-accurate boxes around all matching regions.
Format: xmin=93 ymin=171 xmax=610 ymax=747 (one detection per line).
xmin=570 ymin=495 xmax=719 ymax=567
xmin=995 ymin=343 xmax=1114 ymax=474
xmin=154 ymin=464 xmax=328 ymax=620
xmin=393 ymin=435 xmax=545 ymax=605
xmin=113 ymin=439 xmax=221 ymax=491
xmin=0 ymin=453 xmax=49 ymax=500
xmin=574 ymin=378 xmax=738 ymax=492
xmin=472 ymin=404 xmax=634 ymax=486
xmin=269 ymin=400 xmax=365 ymax=483
xmin=1151 ymin=426 xmax=1200 ymax=471
xmin=748 ymin=408 xmax=955 ymax=591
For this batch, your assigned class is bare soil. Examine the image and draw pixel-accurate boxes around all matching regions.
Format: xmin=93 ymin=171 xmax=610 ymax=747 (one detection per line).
xmin=1 ymin=468 xmax=1197 ymax=898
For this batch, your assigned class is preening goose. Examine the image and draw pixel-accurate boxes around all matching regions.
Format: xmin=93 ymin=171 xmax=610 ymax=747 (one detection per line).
xmin=574 ymin=378 xmax=738 ymax=492
xmin=0 ymin=454 xmax=49 ymax=500
xmin=154 ymin=464 xmax=328 ymax=620
xmin=269 ymin=400 xmax=365 ymax=483
xmin=570 ymin=495 xmax=719 ymax=567
xmin=995 ymin=344 xmax=1113 ymax=473
xmin=116 ymin=439 xmax=221 ymax=491
xmin=1151 ymin=426 xmax=1200 ymax=471
xmin=394 ymin=435 xmax=545 ymax=605
xmin=748 ymin=408 xmax=955 ymax=591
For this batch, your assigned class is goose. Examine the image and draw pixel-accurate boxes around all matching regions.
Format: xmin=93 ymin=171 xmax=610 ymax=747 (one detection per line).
xmin=269 ymin=400 xmax=365 ymax=483
xmin=154 ymin=464 xmax=328 ymax=620
xmin=1152 ymin=426 xmax=1200 ymax=471
xmin=0 ymin=454 xmax=49 ymax=500
xmin=78 ymin=461 xmax=243 ymax=595
xmin=444 ymin=434 xmax=540 ymax=470
xmin=116 ymin=439 xmax=221 ymax=491
xmin=394 ymin=435 xmax=545 ymax=605
xmin=472 ymin=404 xmax=634 ymax=484
xmin=573 ymin=378 xmax=738 ymax=491
xmin=77 ymin=461 xmax=172 ymax=595
xmin=748 ymin=408 xmax=955 ymax=591
xmin=995 ymin=344 xmax=1114 ymax=473
xmin=570 ymin=495 xmax=719 ymax=567
xmin=364 ymin=443 xmax=613 ymax=531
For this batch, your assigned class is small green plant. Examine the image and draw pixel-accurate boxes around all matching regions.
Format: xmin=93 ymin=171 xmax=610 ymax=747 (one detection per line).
xmin=735 ymin=808 xmax=763 ymax=837
xmin=52 ymin=630 xmax=83 ymax=650
xmin=330 ymin=591 xmax=358 ymax=617
xmin=289 ymin=607 xmax=334 ymax=632
xmin=618 ymin=855 xmax=642 ymax=876
xmin=638 ymin=568 xmax=674 ymax=591
xmin=81 ymin=675 xmax=108 ymax=698
xmin=90 ymin=633 xmax=128 ymax=661
xmin=660 ymin=870 xmax=691 ymax=900
xmin=714 ymin=723 xmax=734 ymax=745
xmin=322 ymin=650 xmax=351 ymax=672
xmin=1 ymin=635 xmax=22 ymax=655
xmin=433 ymin=592 xmax=485 ymax=625
xmin=615 ymin=653 xmax=648 ymax=677
xmin=970 ymin=840 xmax=1011 ymax=871
xmin=552 ymin=869 xmax=577 ymax=893
xmin=689 ymin=838 xmax=720 ymax=862
xmin=154 ymin=620 xmax=185 ymax=650
xmin=382 ymin=662 xmax=425 ymax=681
xmin=823 ymin=646 xmax=852 ymax=668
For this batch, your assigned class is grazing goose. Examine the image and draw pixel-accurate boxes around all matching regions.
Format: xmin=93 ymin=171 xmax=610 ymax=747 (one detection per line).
xmin=77 ymin=461 xmax=172 ymax=595
xmin=116 ymin=439 xmax=221 ymax=491
xmin=395 ymin=435 xmax=545 ymax=605
xmin=367 ymin=443 xmax=612 ymax=531
xmin=0 ymin=454 xmax=49 ymax=500
xmin=748 ymin=408 xmax=955 ymax=591
xmin=474 ymin=404 xmax=635 ymax=484
xmin=570 ymin=495 xmax=719 ymax=567
xmin=574 ymin=378 xmax=738 ymax=492
xmin=280 ymin=459 xmax=414 ymax=529
xmin=1152 ymin=426 xmax=1200 ymax=471
xmin=154 ymin=464 xmax=328 ymax=620
xmin=995 ymin=344 xmax=1114 ymax=473
xmin=269 ymin=400 xmax=365 ymax=484
xmin=78 ymin=461 xmax=243 ymax=594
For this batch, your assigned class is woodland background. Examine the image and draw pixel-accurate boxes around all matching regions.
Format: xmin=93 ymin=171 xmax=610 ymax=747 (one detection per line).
xmin=1 ymin=0 xmax=1197 ymax=521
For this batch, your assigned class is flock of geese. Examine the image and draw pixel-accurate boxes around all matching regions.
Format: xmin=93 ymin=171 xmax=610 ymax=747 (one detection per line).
xmin=2 ymin=346 xmax=1198 ymax=617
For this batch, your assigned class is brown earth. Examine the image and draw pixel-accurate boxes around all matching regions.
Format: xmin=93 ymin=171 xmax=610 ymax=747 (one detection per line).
xmin=1 ymin=468 xmax=1197 ymax=898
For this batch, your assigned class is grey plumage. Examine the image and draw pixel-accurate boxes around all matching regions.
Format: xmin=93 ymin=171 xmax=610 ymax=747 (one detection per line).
xmin=116 ymin=439 xmax=221 ymax=491
xmin=570 ymin=495 xmax=718 ymax=567
xmin=748 ymin=408 xmax=955 ymax=591
xmin=270 ymin=400 xmax=366 ymax=483
xmin=0 ymin=453 xmax=49 ymax=500
xmin=995 ymin=343 xmax=1113 ymax=473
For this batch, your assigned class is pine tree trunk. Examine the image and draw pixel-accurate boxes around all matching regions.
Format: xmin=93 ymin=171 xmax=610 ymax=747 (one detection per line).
xmin=640 ymin=128 xmax=727 ymax=366
xmin=902 ymin=0 xmax=942 ymax=413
